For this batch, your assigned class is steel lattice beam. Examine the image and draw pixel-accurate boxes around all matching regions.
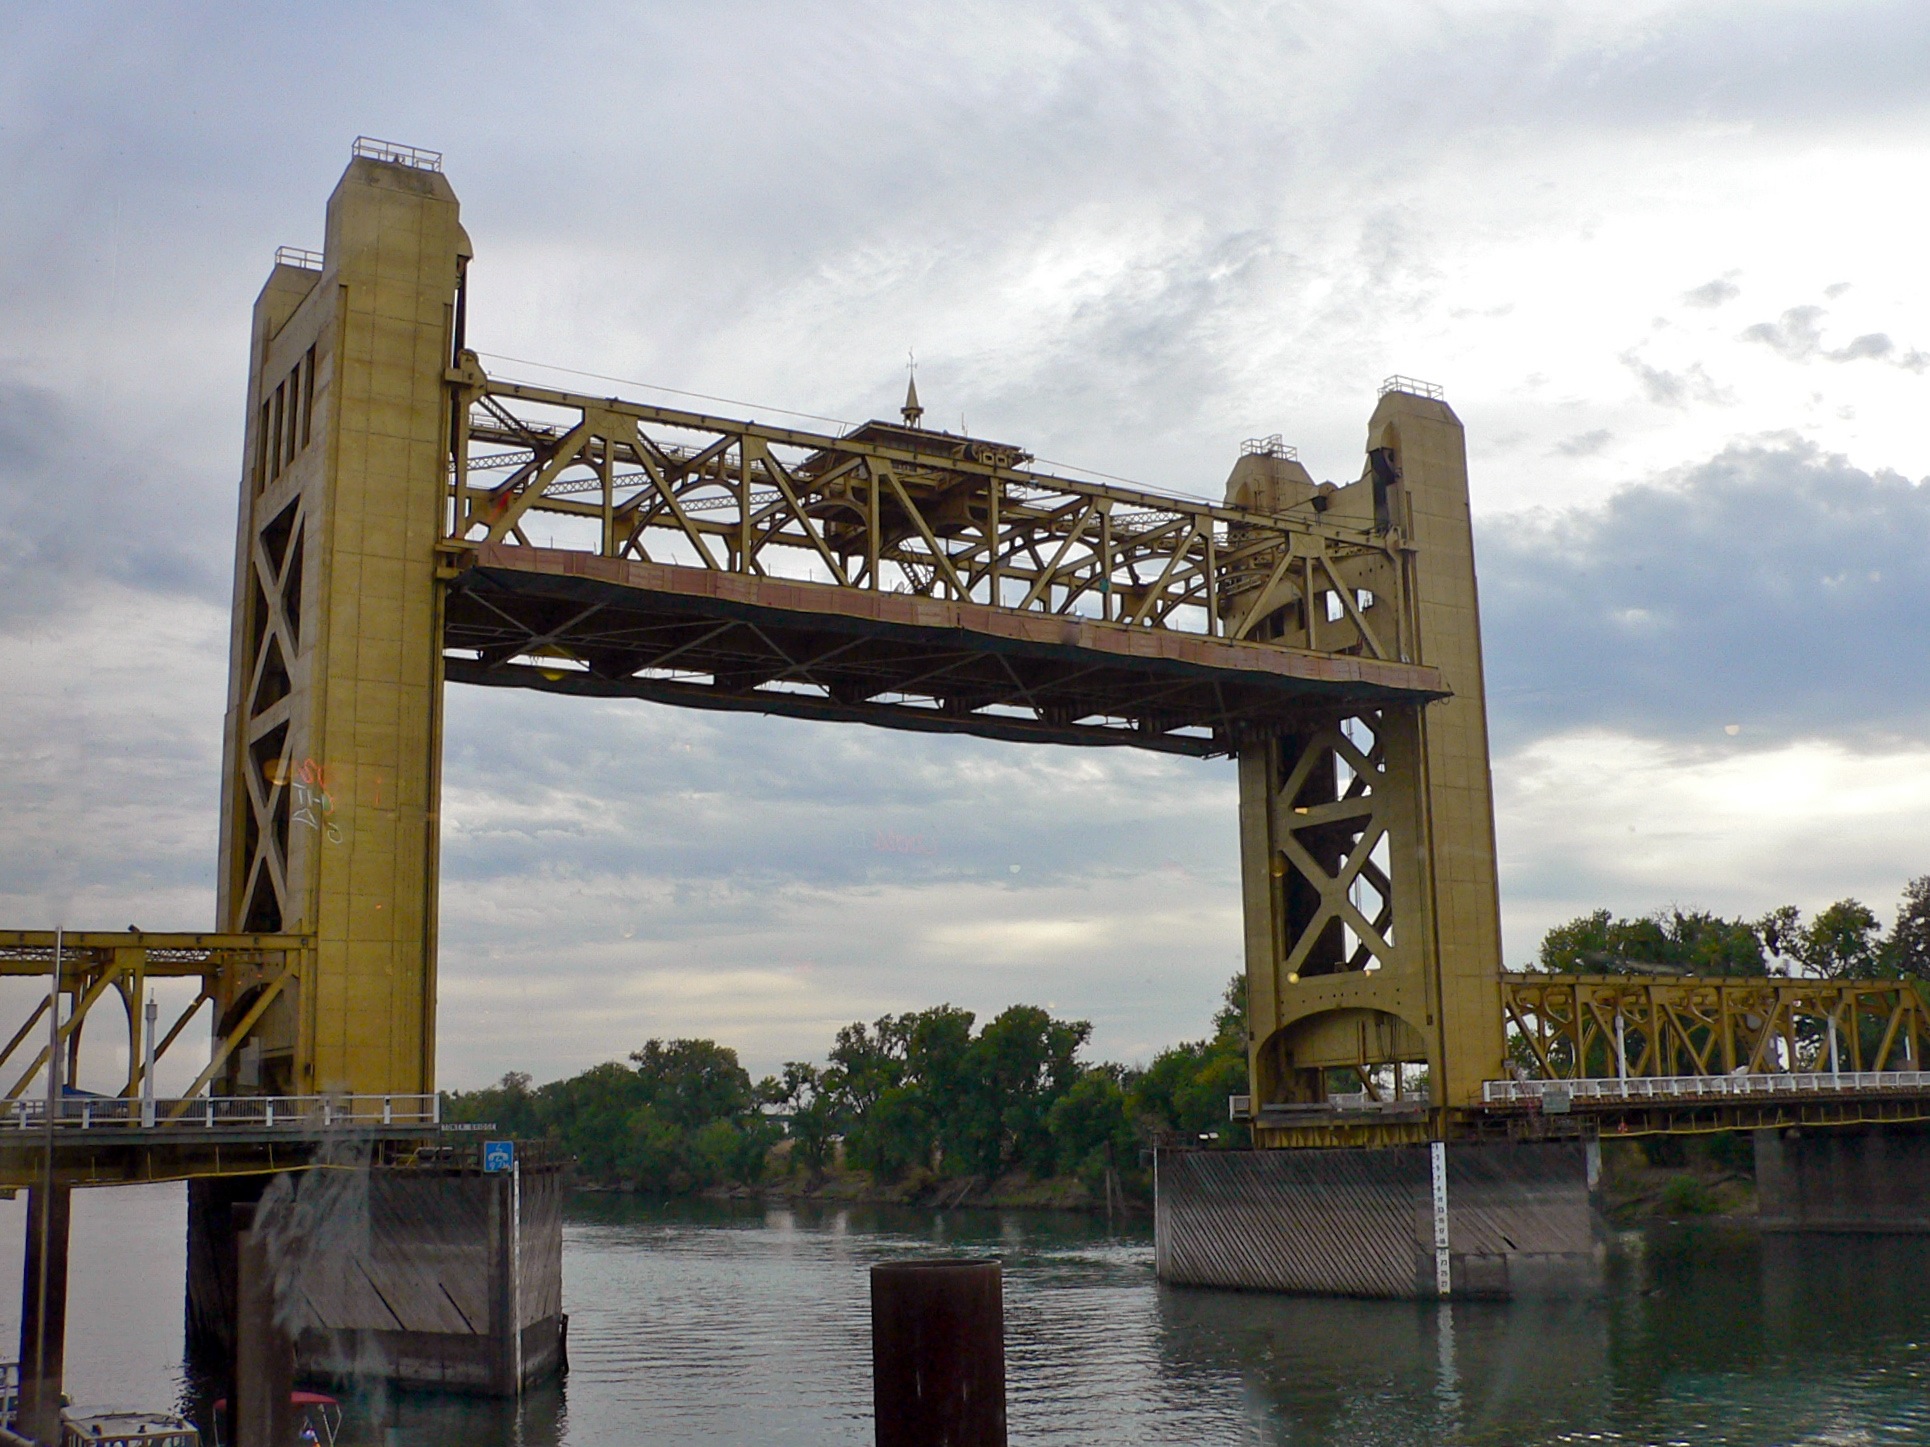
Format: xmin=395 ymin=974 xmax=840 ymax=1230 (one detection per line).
xmin=439 ymin=370 xmax=1439 ymax=754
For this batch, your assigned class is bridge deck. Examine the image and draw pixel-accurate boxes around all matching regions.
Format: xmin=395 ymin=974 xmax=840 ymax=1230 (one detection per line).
xmin=444 ymin=544 xmax=1445 ymax=755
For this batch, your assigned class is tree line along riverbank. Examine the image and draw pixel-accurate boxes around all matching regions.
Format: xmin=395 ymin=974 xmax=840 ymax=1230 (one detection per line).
xmin=441 ymin=879 xmax=1930 ymax=1211
xmin=442 ymin=976 xmax=1249 ymax=1210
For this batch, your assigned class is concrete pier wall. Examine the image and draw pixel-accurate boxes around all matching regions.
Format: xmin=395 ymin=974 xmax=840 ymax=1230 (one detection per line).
xmin=1756 ymin=1126 xmax=1930 ymax=1231
xmin=1155 ymin=1141 xmax=1598 ymax=1298
xmin=189 ymin=1160 xmax=565 ymax=1394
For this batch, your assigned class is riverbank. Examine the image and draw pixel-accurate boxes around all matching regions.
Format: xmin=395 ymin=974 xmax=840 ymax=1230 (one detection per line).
xmin=579 ymin=1161 xmax=1149 ymax=1214
xmin=569 ymin=1134 xmax=1775 ymax=1223
xmin=1598 ymin=1133 xmax=1760 ymax=1223
xmin=573 ymin=1132 xmax=1768 ymax=1222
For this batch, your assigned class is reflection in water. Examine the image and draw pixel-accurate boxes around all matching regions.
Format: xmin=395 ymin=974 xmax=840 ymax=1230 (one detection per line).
xmin=20 ymin=1187 xmax=1930 ymax=1445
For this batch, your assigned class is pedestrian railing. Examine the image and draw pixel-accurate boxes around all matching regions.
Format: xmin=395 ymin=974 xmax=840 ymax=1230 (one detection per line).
xmin=1483 ymin=1071 xmax=1930 ymax=1105
xmin=0 ymin=1094 xmax=440 ymax=1131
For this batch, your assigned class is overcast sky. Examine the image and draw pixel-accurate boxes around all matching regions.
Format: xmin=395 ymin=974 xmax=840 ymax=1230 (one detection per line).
xmin=4 ymin=1 xmax=1929 ymax=1090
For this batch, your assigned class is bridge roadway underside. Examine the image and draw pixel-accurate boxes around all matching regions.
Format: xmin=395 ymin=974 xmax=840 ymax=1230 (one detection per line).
xmin=442 ymin=545 xmax=1445 ymax=755
xmin=0 ymin=1127 xmax=434 ymax=1190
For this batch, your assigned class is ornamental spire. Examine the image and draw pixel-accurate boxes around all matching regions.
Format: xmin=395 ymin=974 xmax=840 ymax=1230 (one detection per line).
xmin=902 ymin=355 xmax=923 ymax=427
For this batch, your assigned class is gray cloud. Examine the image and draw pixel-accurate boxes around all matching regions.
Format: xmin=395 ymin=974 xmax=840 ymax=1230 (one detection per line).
xmin=1741 ymin=305 xmax=1829 ymax=359
xmin=4 ymin=2 xmax=1926 ymax=487
xmin=1682 ymin=277 xmax=1740 ymax=308
xmin=1555 ymin=428 xmax=1613 ymax=457
xmin=0 ymin=381 xmax=226 ymax=623
xmin=1740 ymin=305 xmax=1930 ymax=370
xmin=1480 ymin=437 xmax=1930 ymax=749
xmin=1619 ymin=352 xmax=1733 ymax=408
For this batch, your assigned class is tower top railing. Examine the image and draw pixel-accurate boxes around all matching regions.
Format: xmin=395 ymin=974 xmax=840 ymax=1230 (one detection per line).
xmin=353 ymin=136 xmax=443 ymax=172
xmin=1380 ymin=375 xmax=1445 ymax=401
xmin=275 ymin=246 xmax=323 ymax=271
xmin=1240 ymin=434 xmax=1299 ymax=461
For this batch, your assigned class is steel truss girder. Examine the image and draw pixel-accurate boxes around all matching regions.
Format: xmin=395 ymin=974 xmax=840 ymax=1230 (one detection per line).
xmin=0 ymin=932 xmax=310 ymax=1104
xmin=1501 ymin=974 xmax=1930 ymax=1079
xmin=440 ymin=369 xmax=1439 ymax=752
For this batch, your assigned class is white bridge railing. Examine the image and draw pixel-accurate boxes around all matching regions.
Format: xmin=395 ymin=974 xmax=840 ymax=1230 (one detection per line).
xmin=0 ymin=1094 xmax=439 ymax=1131
xmin=1483 ymin=1071 xmax=1930 ymax=1105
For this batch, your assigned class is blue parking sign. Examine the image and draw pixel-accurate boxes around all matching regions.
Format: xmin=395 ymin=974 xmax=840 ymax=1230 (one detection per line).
xmin=483 ymin=1139 xmax=515 ymax=1173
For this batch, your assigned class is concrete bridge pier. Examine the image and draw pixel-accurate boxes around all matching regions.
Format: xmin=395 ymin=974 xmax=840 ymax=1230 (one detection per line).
xmin=1155 ymin=1139 xmax=1601 ymax=1299
xmin=15 ymin=1183 xmax=71 ymax=1446
xmin=188 ymin=1155 xmax=566 ymax=1397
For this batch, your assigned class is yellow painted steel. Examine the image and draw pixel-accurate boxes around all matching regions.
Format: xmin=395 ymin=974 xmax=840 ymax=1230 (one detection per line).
xmin=216 ymin=151 xmax=467 ymax=1096
xmin=0 ymin=932 xmax=309 ymax=1101
xmin=1503 ymin=973 xmax=1930 ymax=1078
xmin=1231 ymin=391 xmax=1507 ymax=1140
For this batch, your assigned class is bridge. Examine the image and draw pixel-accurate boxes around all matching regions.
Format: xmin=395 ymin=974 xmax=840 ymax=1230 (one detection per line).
xmin=5 ymin=137 xmax=1929 ymax=1427
xmin=200 ymin=144 xmax=1503 ymax=1133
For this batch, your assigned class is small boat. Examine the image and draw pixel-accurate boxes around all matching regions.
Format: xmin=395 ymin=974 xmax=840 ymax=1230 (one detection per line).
xmin=207 ymin=1391 xmax=342 ymax=1447
xmin=59 ymin=1409 xmax=200 ymax=1447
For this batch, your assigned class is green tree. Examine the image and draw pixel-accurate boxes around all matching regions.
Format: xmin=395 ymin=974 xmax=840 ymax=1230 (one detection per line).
xmin=620 ymin=1101 xmax=688 ymax=1186
xmin=829 ymin=1013 xmax=917 ymax=1175
xmin=683 ymin=1114 xmax=778 ymax=1188
xmin=1047 ymin=1065 xmax=1138 ymax=1184
xmin=959 ymin=1005 xmax=1091 ymax=1177
xmin=1214 ymin=973 xmax=1249 ymax=1041
xmin=630 ymin=1038 xmax=757 ymax=1130
xmin=903 ymin=1006 xmax=978 ymax=1172
xmin=543 ymin=1061 xmax=653 ymax=1180
xmin=443 ymin=977 xmax=1267 ymax=1202
xmin=766 ymin=1061 xmax=839 ymax=1178
xmin=1792 ymin=899 xmax=1885 ymax=978
xmin=853 ymin=1083 xmax=934 ymax=1177
xmin=1889 ymin=876 xmax=1930 ymax=981
xmin=1759 ymin=900 xmax=1891 ymax=979
xmin=1129 ymin=974 xmax=1249 ymax=1144
xmin=449 ymin=1039 xmax=778 ymax=1192
xmin=826 ymin=1016 xmax=910 ymax=1119
xmin=1537 ymin=908 xmax=1767 ymax=975
xmin=441 ymin=1070 xmax=543 ymax=1138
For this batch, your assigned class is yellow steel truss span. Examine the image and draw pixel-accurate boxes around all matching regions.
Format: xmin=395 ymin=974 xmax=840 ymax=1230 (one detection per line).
xmin=196 ymin=147 xmax=1507 ymax=1108
xmin=26 ymin=144 xmax=1915 ymax=1152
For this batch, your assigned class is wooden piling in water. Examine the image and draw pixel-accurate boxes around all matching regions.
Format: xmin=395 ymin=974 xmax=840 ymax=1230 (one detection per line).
xmin=15 ymin=1184 xmax=70 ymax=1447
xmin=871 ymin=1259 xmax=1006 ymax=1447
xmin=233 ymin=1206 xmax=295 ymax=1447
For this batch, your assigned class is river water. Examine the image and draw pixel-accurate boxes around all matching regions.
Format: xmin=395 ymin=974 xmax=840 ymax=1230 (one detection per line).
xmin=8 ymin=1185 xmax=1930 ymax=1445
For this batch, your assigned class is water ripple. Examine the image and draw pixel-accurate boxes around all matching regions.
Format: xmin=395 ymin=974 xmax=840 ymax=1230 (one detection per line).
xmin=378 ymin=1204 xmax=1930 ymax=1447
